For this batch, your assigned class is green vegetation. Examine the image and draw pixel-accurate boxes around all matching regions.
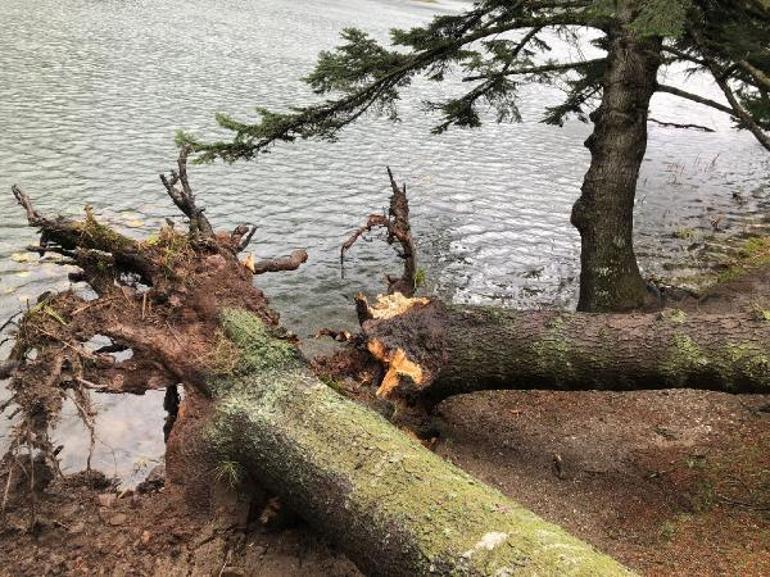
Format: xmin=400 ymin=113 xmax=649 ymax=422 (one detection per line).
xmin=717 ymin=236 xmax=770 ymax=283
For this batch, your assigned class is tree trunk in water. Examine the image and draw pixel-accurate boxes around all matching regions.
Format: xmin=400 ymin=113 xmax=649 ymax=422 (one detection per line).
xmin=571 ymin=27 xmax=662 ymax=312
xmin=359 ymin=297 xmax=770 ymax=407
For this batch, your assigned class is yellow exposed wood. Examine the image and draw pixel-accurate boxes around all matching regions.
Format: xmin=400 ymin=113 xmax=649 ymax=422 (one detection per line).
xmin=367 ymin=339 xmax=424 ymax=399
xmin=367 ymin=292 xmax=430 ymax=320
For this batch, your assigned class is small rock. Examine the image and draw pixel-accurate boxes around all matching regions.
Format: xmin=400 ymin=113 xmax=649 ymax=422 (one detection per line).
xmin=140 ymin=530 xmax=151 ymax=545
xmin=69 ymin=522 xmax=86 ymax=535
xmin=221 ymin=568 xmax=245 ymax=577
xmin=97 ymin=493 xmax=117 ymax=508
xmin=136 ymin=463 xmax=165 ymax=494
xmin=107 ymin=513 xmax=128 ymax=527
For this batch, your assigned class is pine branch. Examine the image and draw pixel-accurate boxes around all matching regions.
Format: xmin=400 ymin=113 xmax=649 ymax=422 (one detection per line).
xmin=462 ymin=58 xmax=605 ymax=82
xmin=690 ymin=28 xmax=770 ymax=152
xmin=182 ymin=7 xmax=598 ymax=163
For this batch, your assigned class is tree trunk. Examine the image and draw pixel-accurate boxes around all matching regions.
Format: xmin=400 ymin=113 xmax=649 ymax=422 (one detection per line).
xmin=571 ymin=26 xmax=662 ymax=312
xmin=360 ymin=297 xmax=770 ymax=406
xmin=195 ymin=309 xmax=636 ymax=577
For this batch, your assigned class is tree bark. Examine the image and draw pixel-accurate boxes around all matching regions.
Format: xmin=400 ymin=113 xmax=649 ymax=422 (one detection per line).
xmin=198 ymin=310 xmax=636 ymax=577
xmin=360 ymin=297 xmax=770 ymax=406
xmin=571 ymin=25 xmax=662 ymax=312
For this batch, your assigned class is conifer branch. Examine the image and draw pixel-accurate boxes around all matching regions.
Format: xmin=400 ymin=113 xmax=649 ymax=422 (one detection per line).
xmin=462 ymin=58 xmax=604 ymax=82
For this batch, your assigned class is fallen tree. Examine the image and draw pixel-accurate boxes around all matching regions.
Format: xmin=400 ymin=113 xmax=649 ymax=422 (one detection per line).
xmin=0 ymin=153 xmax=635 ymax=576
xmin=358 ymin=294 xmax=770 ymax=407
xmin=327 ymin=174 xmax=770 ymax=411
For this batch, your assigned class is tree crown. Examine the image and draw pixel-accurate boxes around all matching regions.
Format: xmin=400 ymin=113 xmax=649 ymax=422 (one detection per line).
xmin=179 ymin=0 xmax=770 ymax=161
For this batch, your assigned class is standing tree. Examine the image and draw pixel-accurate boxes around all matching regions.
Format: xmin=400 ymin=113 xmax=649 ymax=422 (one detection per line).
xmin=180 ymin=0 xmax=770 ymax=312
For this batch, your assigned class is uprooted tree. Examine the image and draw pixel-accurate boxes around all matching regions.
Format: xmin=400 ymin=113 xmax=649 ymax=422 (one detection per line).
xmin=1 ymin=153 xmax=768 ymax=576
xmin=0 ymin=152 xmax=637 ymax=577
xmin=179 ymin=0 xmax=770 ymax=313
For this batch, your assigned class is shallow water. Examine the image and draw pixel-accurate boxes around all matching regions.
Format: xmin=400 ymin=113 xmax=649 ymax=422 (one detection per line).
xmin=1 ymin=0 xmax=768 ymax=482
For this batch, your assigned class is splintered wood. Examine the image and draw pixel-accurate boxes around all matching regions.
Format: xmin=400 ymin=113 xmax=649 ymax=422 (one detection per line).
xmin=363 ymin=292 xmax=429 ymax=320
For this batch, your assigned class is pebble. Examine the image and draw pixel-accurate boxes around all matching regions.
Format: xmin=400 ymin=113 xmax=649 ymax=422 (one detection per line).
xmin=107 ymin=513 xmax=128 ymax=527
xmin=97 ymin=493 xmax=117 ymax=508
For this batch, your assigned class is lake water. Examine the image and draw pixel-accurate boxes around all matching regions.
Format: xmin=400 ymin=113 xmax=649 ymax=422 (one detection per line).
xmin=1 ymin=0 xmax=768 ymax=483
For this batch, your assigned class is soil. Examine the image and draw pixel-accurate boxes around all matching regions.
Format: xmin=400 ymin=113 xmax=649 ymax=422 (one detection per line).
xmin=3 ymin=384 xmax=767 ymax=577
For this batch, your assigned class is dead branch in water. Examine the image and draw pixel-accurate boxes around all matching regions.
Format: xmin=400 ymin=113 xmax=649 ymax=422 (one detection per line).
xmin=159 ymin=144 xmax=214 ymax=239
xmin=341 ymin=167 xmax=417 ymax=297
xmin=246 ymin=249 xmax=309 ymax=275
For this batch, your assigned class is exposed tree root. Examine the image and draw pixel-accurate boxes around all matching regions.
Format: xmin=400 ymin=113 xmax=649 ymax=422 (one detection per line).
xmin=1 ymin=147 xmax=306 ymax=528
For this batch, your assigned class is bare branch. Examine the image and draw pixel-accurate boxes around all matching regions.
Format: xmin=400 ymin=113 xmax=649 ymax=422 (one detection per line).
xmin=341 ymin=168 xmax=417 ymax=296
xmin=11 ymin=185 xmax=43 ymax=225
xmin=230 ymin=224 xmax=258 ymax=252
xmin=160 ymin=146 xmax=214 ymax=238
xmin=1 ymin=312 xmax=22 ymax=334
xmin=648 ymin=117 xmax=715 ymax=132
xmin=10 ymin=187 xmax=156 ymax=284
xmin=248 ymin=249 xmax=308 ymax=275
xmin=738 ymin=59 xmax=770 ymax=92
xmin=655 ymin=83 xmax=735 ymax=115
xmin=660 ymin=45 xmax=708 ymax=67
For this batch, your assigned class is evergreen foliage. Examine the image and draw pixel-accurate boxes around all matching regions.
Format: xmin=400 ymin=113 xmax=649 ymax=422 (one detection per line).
xmin=179 ymin=0 xmax=770 ymax=162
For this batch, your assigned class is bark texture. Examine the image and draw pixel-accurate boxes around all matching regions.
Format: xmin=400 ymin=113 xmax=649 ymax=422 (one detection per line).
xmin=361 ymin=298 xmax=770 ymax=406
xmin=205 ymin=309 xmax=636 ymax=577
xmin=571 ymin=23 xmax=662 ymax=312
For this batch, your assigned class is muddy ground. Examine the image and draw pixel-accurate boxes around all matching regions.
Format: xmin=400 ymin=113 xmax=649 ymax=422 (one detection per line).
xmin=1 ymin=384 xmax=768 ymax=577
xmin=1 ymin=264 xmax=768 ymax=577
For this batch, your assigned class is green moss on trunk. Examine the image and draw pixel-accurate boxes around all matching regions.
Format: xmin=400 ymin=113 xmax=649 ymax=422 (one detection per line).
xmin=204 ymin=309 xmax=636 ymax=577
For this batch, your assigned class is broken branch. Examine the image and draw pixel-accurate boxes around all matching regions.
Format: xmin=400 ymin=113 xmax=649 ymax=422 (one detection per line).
xmin=246 ymin=249 xmax=308 ymax=275
xmin=341 ymin=167 xmax=418 ymax=296
xmin=160 ymin=145 xmax=214 ymax=239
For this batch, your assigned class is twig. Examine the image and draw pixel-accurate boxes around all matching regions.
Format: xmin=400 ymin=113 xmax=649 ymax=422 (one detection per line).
xmin=25 ymin=425 xmax=36 ymax=528
xmin=75 ymin=376 xmax=105 ymax=391
xmin=1 ymin=443 xmax=17 ymax=516
xmin=0 ymin=312 xmax=22 ymax=334
xmin=648 ymin=117 xmax=715 ymax=132
xmin=68 ymin=390 xmax=96 ymax=473
xmin=715 ymin=492 xmax=770 ymax=511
